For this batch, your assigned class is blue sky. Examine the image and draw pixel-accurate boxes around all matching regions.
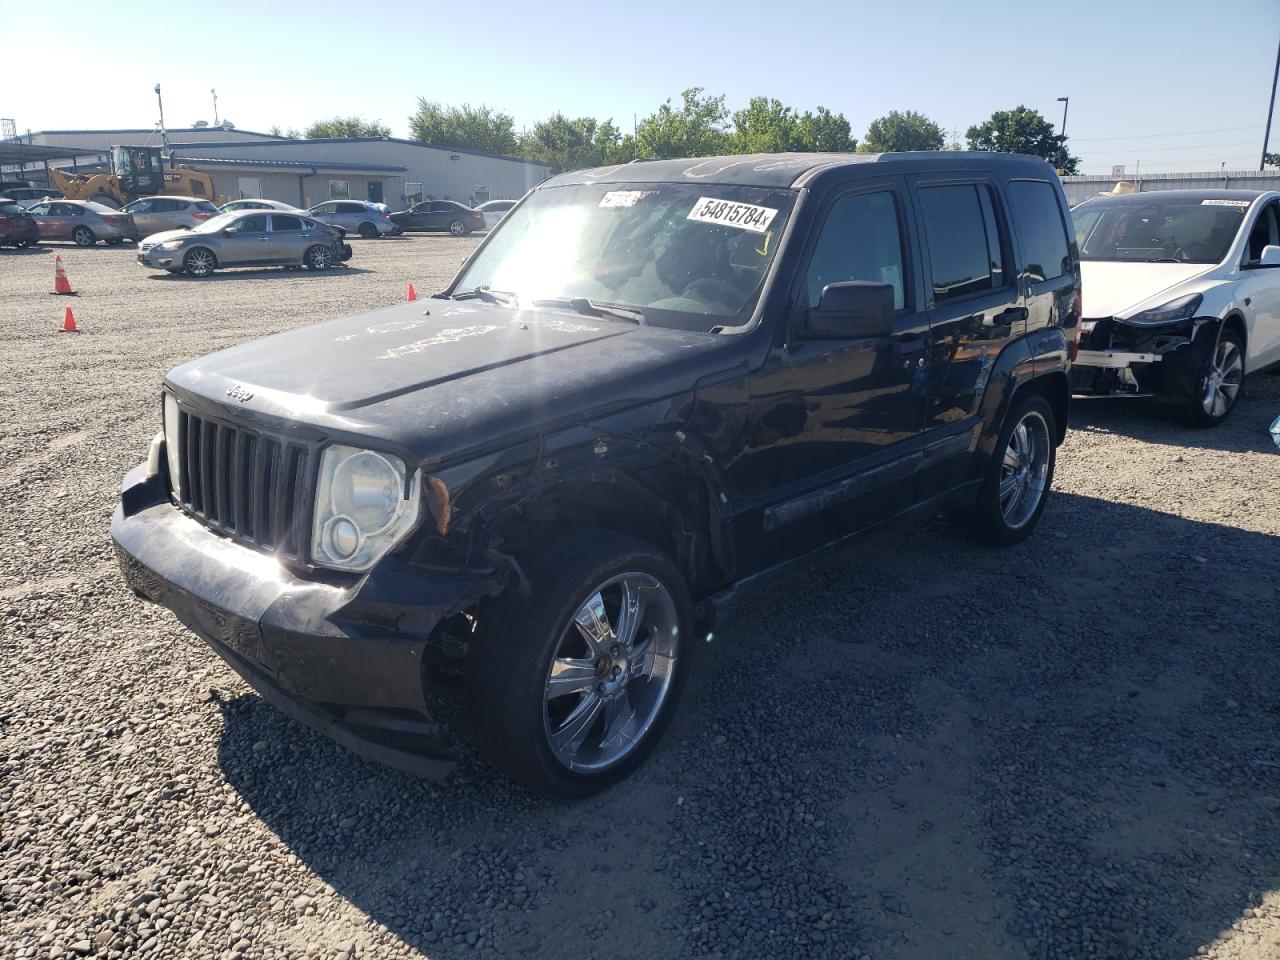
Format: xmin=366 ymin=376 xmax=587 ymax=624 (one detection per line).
xmin=7 ymin=0 xmax=1280 ymax=174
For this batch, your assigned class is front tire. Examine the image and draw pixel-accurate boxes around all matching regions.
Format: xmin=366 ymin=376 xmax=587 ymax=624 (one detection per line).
xmin=183 ymin=247 xmax=216 ymax=277
xmin=304 ymin=244 xmax=333 ymax=270
xmin=467 ymin=531 xmax=692 ymax=797
xmin=1180 ymin=328 xmax=1244 ymax=426
xmin=72 ymin=226 xmax=96 ymax=247
xmin=965 ymin=392 xmax=1056 ymax=546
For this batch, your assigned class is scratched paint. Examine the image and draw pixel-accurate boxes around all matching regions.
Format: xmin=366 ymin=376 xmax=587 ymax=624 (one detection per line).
xmin=380 ymin=326 xmax=501 ymax=360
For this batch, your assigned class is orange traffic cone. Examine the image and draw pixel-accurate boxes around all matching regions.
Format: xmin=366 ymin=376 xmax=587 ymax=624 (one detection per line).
xmin=60 ymin=307 xmax=79 ymax=333
xmin=406 ymin=282 xmax=417 ymax=302
xmin=53 ymin=255 xmax=75 ymax=295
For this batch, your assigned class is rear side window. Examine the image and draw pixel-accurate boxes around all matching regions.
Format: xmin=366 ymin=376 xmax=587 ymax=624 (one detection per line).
xmin=918 ymin=184 xmax=1004 ymax=303
xmin=339 ymin=202 xmax=364 ymax=213
xmin=154 ymin=198 xmax=180 ymax=212
xmin=805 ymin=191 xmax=906 ymax=311
xmin=1008 ymin=180 xmax=1071 ymax=281
xmin=271 ymin=214 xmax=303 ymax=231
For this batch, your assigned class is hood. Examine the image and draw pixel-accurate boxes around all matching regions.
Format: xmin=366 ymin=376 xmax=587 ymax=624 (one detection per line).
xmin=165 ymin=299 xmax=737 ymax=462
xmin=140 ymin=228 xmax=193 ymax=245
xmin=1080 ymin=261 xmax=1212 ymax=318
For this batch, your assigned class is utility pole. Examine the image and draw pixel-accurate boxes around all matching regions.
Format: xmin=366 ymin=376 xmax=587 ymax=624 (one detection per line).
xmin=1057 ymin=97 xmax=1069 ymax=139
xmin=211 ymin=88 xmax=219 ymax=127
xmin=154 ymin=84 xmax=169 ymax=153
xmin=1261 ymin=37 xmax=1280 ymax=170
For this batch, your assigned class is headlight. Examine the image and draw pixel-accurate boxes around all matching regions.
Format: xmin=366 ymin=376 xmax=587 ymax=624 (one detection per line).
xmin=158 ymin=240 xmax=185 ymax=251
xmin=163 ymin=393 xmax=182 ymax=498
xmin=311 ymin=444 xmax=420 ymax=571
xmin=1124 ymin=292 xmax=1202 ymax=327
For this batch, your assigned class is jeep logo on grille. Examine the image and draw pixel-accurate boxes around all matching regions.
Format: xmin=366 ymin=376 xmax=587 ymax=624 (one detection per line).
xmin=225 ymin=384 xmax=255 ymax=403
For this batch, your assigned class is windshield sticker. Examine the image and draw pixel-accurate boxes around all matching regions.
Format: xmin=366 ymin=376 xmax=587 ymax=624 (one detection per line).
xmin=1201 ymin=199 xmax=1251 ymax=206
xmin=687 ymin=197 xmax=778 ymax=234
xmin=599 ymin=190 xmax=651 ymax=208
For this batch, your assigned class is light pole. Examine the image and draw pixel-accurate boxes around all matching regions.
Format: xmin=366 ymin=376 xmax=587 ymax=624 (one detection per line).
xmin=1261 ymin=38 xmax=1280 ymax=170
xmin=154 ymin=83 xmax=169 ymax=153
xmin=1057 ymin=97 xmax=1069 ymax=139
xmin=211 ymin=88 xmax=219 ymax=127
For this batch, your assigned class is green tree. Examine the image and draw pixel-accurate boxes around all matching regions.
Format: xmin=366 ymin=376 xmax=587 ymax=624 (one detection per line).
xmin=268 ymin=124 xmax=301 ymax=139
xmin=636 ymin=88 xmax=730 ymax=159
xmin=795 ymin=106 xmax=856 ymax=152
xmin=731 ymin=97 xmax=804 ymax=153
xmin=1264 ymin=152 xmax=1280 ymax=168
xmin=520 ymin=114 xmax=604 ymax=172
xmin=303 ymin=116 xmax=390 ymax=139
xmin=966 ymin=105 xmax=1079 ymax=174
xmin=862 ymin=110 xmax=945 ymax=153
xmin=408 ymin=100 xmax=518 ymax=155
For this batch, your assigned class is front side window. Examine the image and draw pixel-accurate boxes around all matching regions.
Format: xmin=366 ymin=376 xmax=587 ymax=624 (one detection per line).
xmin=329 ymin=180 xmax=350 ymax=200
xmin=805 ymin=191 xmax=906 ymax=311
xmin=28 ymin=203 xmax=50 ymax=215
xmin=453 ymin=181 xmax=797 ymax=331
xmin=1009 ymin=180 xmax=1071 ymax=282
xmin=123 ymin=199 xmax=151 ymax=214
xmin=1071 ymin=197 xmax=1248 ymax=264
xmin=918 ymin=184 xmax=1004 ymax=303
xmin=1244 ymin=202 xmax=1279 ymax=263
xmin=231 ymin=214 xmax=268 ymax=233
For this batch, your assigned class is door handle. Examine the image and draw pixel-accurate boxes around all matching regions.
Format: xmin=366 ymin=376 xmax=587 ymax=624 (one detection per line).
xmin=996 ymin=306 xmax=1029 ymax=323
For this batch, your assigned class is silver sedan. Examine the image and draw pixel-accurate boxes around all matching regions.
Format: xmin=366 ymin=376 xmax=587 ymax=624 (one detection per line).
xmin=136 ymin=210 xmax=352 ymax=276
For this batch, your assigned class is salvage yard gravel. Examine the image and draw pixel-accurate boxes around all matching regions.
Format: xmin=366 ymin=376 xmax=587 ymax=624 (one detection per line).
xmin=3 ymin=238 xmax=1279 ymax=960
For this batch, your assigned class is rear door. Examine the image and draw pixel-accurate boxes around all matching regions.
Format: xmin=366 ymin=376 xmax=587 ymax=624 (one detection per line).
xmin=267 ymin=213 xmax=309 ymax=263
xmin=1006 ymin=178 xmax=1077 ymax=340
xmin=428 ymin=201 xmax=454 ymax=230
xmin=910 ymin=175 xmax=1023 ymax=496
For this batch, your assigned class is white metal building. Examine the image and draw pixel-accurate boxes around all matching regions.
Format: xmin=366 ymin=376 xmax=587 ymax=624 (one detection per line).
xmin=1062 ymin=170 xmax=1280 ymax=206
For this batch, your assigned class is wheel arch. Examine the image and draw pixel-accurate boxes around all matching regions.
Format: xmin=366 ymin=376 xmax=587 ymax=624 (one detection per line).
xmin=1013 ymin=371 xmax=1070 ymax=445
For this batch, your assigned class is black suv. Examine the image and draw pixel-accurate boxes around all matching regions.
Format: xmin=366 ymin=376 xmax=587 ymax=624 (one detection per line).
xmin=113 ymin=151 xmax=1080 ymax=796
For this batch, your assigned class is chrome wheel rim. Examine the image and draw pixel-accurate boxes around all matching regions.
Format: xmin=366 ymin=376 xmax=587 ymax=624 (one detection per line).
xmin=309 ymin=246 xmax=331 ymax=269
xmin=449 ymin=220 xmax=464 ymax=236
xmin=543 ymin=572 xmax=680 ymax=773
xmin=1202 ymin=340 xmax=1243 ymax=417
xmin=999 ymin=410 xmax=1051 ymax=529
xmin=187 ymin=250 xmax=214 ymax=275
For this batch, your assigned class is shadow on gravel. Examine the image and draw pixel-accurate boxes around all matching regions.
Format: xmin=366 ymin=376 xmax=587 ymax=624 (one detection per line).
xmin=146 ymin=266 xmax=374 ymax=282
xmin=216 ymin=494 xmax=1280 ymax=960
xmin=1070 ymin=380 xmax=1280 ymax=455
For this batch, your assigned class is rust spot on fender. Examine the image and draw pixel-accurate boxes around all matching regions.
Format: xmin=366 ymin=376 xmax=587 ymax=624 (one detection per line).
xmin=423 ymin=474 xmax=452 ymax=536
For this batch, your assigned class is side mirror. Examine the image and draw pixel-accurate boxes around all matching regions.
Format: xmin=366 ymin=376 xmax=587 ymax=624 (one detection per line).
xmin=803 ymin=281 xmax=896 ymax=339
xmin=1261 ymin=245 xmax=1280 ymax=267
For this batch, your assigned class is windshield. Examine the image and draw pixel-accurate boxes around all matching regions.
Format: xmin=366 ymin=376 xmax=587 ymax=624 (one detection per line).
xmin=1072 ymin=197 xmax=1248 ymax=264
xmin=452 ymin=181 xmax=796 ymax=330
xmin=191 ymin=212 xmax=242 ymax=233
xmin=0 ymin=201 xmax=23 ymax=215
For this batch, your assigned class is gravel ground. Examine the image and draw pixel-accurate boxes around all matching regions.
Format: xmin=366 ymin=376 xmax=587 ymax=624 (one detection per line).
xmin=2 ymin=237 xmax=1279 ymax=960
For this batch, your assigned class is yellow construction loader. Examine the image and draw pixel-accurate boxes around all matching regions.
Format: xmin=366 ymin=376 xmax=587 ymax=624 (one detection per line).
xmin=50 ymin=145 xmax=219 ymax=207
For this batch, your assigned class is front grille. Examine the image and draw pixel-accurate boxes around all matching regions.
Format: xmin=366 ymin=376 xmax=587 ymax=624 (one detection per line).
xmin=173 ymin=408 xmax=311 ymax=559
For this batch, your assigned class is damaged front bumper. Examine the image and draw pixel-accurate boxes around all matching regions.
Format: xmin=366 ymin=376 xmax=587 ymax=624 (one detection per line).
xmin=1069 ymin=316 xmax=1202 ymax=399
xmin=111 ymin=461 xmax=502 ymax=781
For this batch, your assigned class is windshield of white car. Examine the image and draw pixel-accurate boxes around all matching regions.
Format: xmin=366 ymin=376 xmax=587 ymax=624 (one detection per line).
xmin=1072 ymin=198 xmax=1248 ymax=264
xmin=451 ymin=181 xmax=796 ymax=331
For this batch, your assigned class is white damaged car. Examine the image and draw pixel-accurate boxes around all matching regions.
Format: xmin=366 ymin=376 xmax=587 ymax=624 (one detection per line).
xmin=1069 ymin=189 xmax=1280 ymax=425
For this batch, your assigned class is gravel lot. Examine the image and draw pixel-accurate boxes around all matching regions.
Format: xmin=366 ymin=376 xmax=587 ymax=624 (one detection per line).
xmin=3 ymin=237 xmax=1279 ymax=960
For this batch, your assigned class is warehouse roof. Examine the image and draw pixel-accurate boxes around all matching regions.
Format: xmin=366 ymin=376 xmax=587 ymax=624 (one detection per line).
xmin=0 ymin=141 xmax=100 ymax=164
xmin=174 ymin=135 xmax=551 ymax=167
xmin=172 ymin=154 xmax=408 ymax=173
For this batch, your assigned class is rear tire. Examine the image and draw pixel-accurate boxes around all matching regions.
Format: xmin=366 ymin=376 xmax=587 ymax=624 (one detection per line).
xmin=448 ymin=219 xmax=469 ymax=236
xmin=304 ymin=244 xmax=333 ymax=270
xmin=183 ymin=247 xmax=216 ymax=277
xmin=466 ymin=530 xmax=693 ymax=797
xmin=105 ymin=238 xmax=124 ymax=246
xmin=357 ymin=222 xmax=377 ymax=239
xmin=72 ymin=226 xmax=96 ymax=247
xmin=964 ymin=391 xmax=1056 ymax=546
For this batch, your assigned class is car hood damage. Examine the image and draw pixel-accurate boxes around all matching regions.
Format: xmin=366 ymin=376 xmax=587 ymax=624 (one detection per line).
xmin=1079 ymin=261 xmax=1212 ymax=319
xmin=163 ymin=299 xmax=736 ymax=463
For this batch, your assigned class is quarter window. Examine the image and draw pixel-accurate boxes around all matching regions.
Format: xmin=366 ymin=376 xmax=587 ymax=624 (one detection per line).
xmin=805 ymin=191 xmax=906 ymax=310
xmin=1008 ymin=180 xmax=1071 ymax=282
xmin=918 ymin=184 xmax=1005 ymax=303
xmin=329 ymin=180 xmax=351 ymax=200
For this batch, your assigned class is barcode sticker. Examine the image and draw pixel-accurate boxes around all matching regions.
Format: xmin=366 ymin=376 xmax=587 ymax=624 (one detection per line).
xmin=599 ymin=190 xmax=650 ymax=208
xmin=687 ymin=197 xmax=778 ymax=233
xmin=1201 ymin=199 xmax=1251 ymax=206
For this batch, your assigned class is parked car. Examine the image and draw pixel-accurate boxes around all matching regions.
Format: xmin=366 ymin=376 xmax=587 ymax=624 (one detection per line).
xmin=307 ymin=200 xmax=397 ymax=238
xmin=4 ymin=186 xmax=64 ymax=209
xmin=120 ymin=196 xmax=221 ymax=236
xmin=0 ymin=198 xmax=39 ymax=247
xmin=476 ymin=198 xmax=516 ymax=231
xmin=136 ymin=209 xmax=352 ymax=276
xmin=390 ymin=199 xmax=486 ymax=235
xmin=1070 ymin=189 xmax=1280 ymax=424
xmin=220 ymin=198 xmax=306 ymax=213
xmin=26 ymin=199 xmax=138 ymax=246
xmin=112 ymin=151 xmax=1078 ymax=797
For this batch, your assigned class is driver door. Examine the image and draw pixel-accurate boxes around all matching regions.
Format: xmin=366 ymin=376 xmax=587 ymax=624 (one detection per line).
xmin=1238 ymin=199 xmax=1280 ymax=369
xmin=222 ymin=213 xmax=271 ymax=265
